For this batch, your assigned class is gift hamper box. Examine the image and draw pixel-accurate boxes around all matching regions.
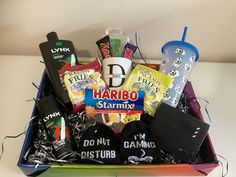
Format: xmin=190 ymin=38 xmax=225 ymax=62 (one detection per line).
xmin=18 ymin=28 xmax=219 ymax=176
xmin=17 ymin=69 xmax=219 ymax=177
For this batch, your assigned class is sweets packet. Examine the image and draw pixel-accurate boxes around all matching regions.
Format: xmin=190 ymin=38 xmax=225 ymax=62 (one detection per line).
xmin=96 ymin=35 xmax=112 ymax=59
xmin=110 ymin=38 xmax=122 ymax=57
xmin=122 ymin=43 xmax=137 ymax=59
xmin=106 ymin=27 xmax=125 ymax=57
xmin=64 ymin=69 xmax=106 ymax=113
xmin=85 ymin=89 xmax=145 ymax=133
xmin=122 ymin=64 xmax=174 ymax=116
xmin=58 ymin=59 xmax=101 ymax=89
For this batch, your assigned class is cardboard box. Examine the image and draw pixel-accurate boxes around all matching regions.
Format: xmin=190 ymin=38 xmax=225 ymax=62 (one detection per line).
xmin=17 ymin=70 xmax=219 ymax=176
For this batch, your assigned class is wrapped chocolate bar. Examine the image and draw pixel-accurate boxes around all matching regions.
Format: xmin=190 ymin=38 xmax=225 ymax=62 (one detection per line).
xmin=110 ymin=38 xmax=122 ymax=57
xmin=122 ymin=43 xmax=137 ymax=59
xmin=105 ymin=27 xmax=127 ymax=57
xmin=96 ymin=35 xmax=112 ymax=59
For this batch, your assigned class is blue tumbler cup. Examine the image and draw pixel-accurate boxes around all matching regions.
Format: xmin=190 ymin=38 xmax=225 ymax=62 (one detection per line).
xmin=160 ymin=27 xmax=199 ymax=107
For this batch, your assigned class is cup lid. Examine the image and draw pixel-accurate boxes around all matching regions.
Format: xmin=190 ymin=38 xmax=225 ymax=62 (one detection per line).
xmin=161 ymin=27 xmax=199 ymax=61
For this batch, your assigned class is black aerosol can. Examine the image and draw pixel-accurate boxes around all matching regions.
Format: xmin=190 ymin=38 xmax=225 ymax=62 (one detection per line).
xmin=37 ymin=95 xmax=76 ymax=161
xmin=39 ymin=32 xmax=79 ymax=103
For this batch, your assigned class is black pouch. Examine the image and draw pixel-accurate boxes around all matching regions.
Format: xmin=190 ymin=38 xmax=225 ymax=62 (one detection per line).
xmin=150 ymin=103 xmax=210 ymax=163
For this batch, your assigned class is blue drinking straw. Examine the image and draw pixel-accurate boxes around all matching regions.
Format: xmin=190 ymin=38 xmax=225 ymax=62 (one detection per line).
xmin=181 ymin=26 xmax=188 ymax=42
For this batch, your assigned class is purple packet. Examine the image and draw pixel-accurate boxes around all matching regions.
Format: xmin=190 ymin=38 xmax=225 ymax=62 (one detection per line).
xmin=122 ymin=43 xmax=137 ymax=59
xmin=183 ymin=81 xmax=201 ymax=118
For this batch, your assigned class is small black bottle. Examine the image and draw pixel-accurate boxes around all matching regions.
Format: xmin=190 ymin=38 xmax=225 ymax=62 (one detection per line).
xmin=39 ymin=32 xmax=79 ymax=103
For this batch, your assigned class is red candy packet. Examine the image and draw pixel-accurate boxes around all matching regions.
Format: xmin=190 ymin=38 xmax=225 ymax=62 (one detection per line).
xmin=59 ymin=59 xmax=107 ymax=113
xmin=58 ymin=59 xmax=102 ymax=88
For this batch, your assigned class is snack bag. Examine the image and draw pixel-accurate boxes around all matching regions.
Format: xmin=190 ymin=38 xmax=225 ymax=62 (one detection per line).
xmin=122 ymin=43 xmax=137 ymax=59
xmin=58 ymin=59 xmax=101 ymax=89
xmin=122 ymin=64 xmax=174 ymax=116
xmin=110 ymin=38 xmax=122 ymax=57
xmin=85 ymin=89 xmax=145 ymax=133
xmin=64 ymin=69 xmax=106 ymax=113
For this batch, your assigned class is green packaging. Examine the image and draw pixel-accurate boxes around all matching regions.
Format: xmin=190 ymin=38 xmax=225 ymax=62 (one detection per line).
xmin=110 ymin=38 xmax=122 ymax=57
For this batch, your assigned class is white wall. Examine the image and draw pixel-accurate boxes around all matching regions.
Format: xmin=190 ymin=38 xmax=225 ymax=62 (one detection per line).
xmin=0 ymin=0 xmax=235 ymax=62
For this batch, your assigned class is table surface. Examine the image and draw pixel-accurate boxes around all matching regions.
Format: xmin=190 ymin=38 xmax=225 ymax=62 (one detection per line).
xmin=0 ymin=55 xmax=235 ymax=177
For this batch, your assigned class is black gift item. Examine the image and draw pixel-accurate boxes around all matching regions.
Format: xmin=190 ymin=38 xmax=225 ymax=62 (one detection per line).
xmin=120 ymin=121 xmax=162 ymax=164
xmin=77 ymin=122 xmax=121 ymax=164
xmin=39 ymin=32 xmax=79 ymax=103
xmin=150 ymin=103 xmax=210 ymax=163
xmin=36 ymin=95 xmax=77 ymax=161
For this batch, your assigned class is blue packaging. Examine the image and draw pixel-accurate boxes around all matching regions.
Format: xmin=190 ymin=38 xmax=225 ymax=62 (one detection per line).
xmin=85 ymin=89 xmax=145 ymax=114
